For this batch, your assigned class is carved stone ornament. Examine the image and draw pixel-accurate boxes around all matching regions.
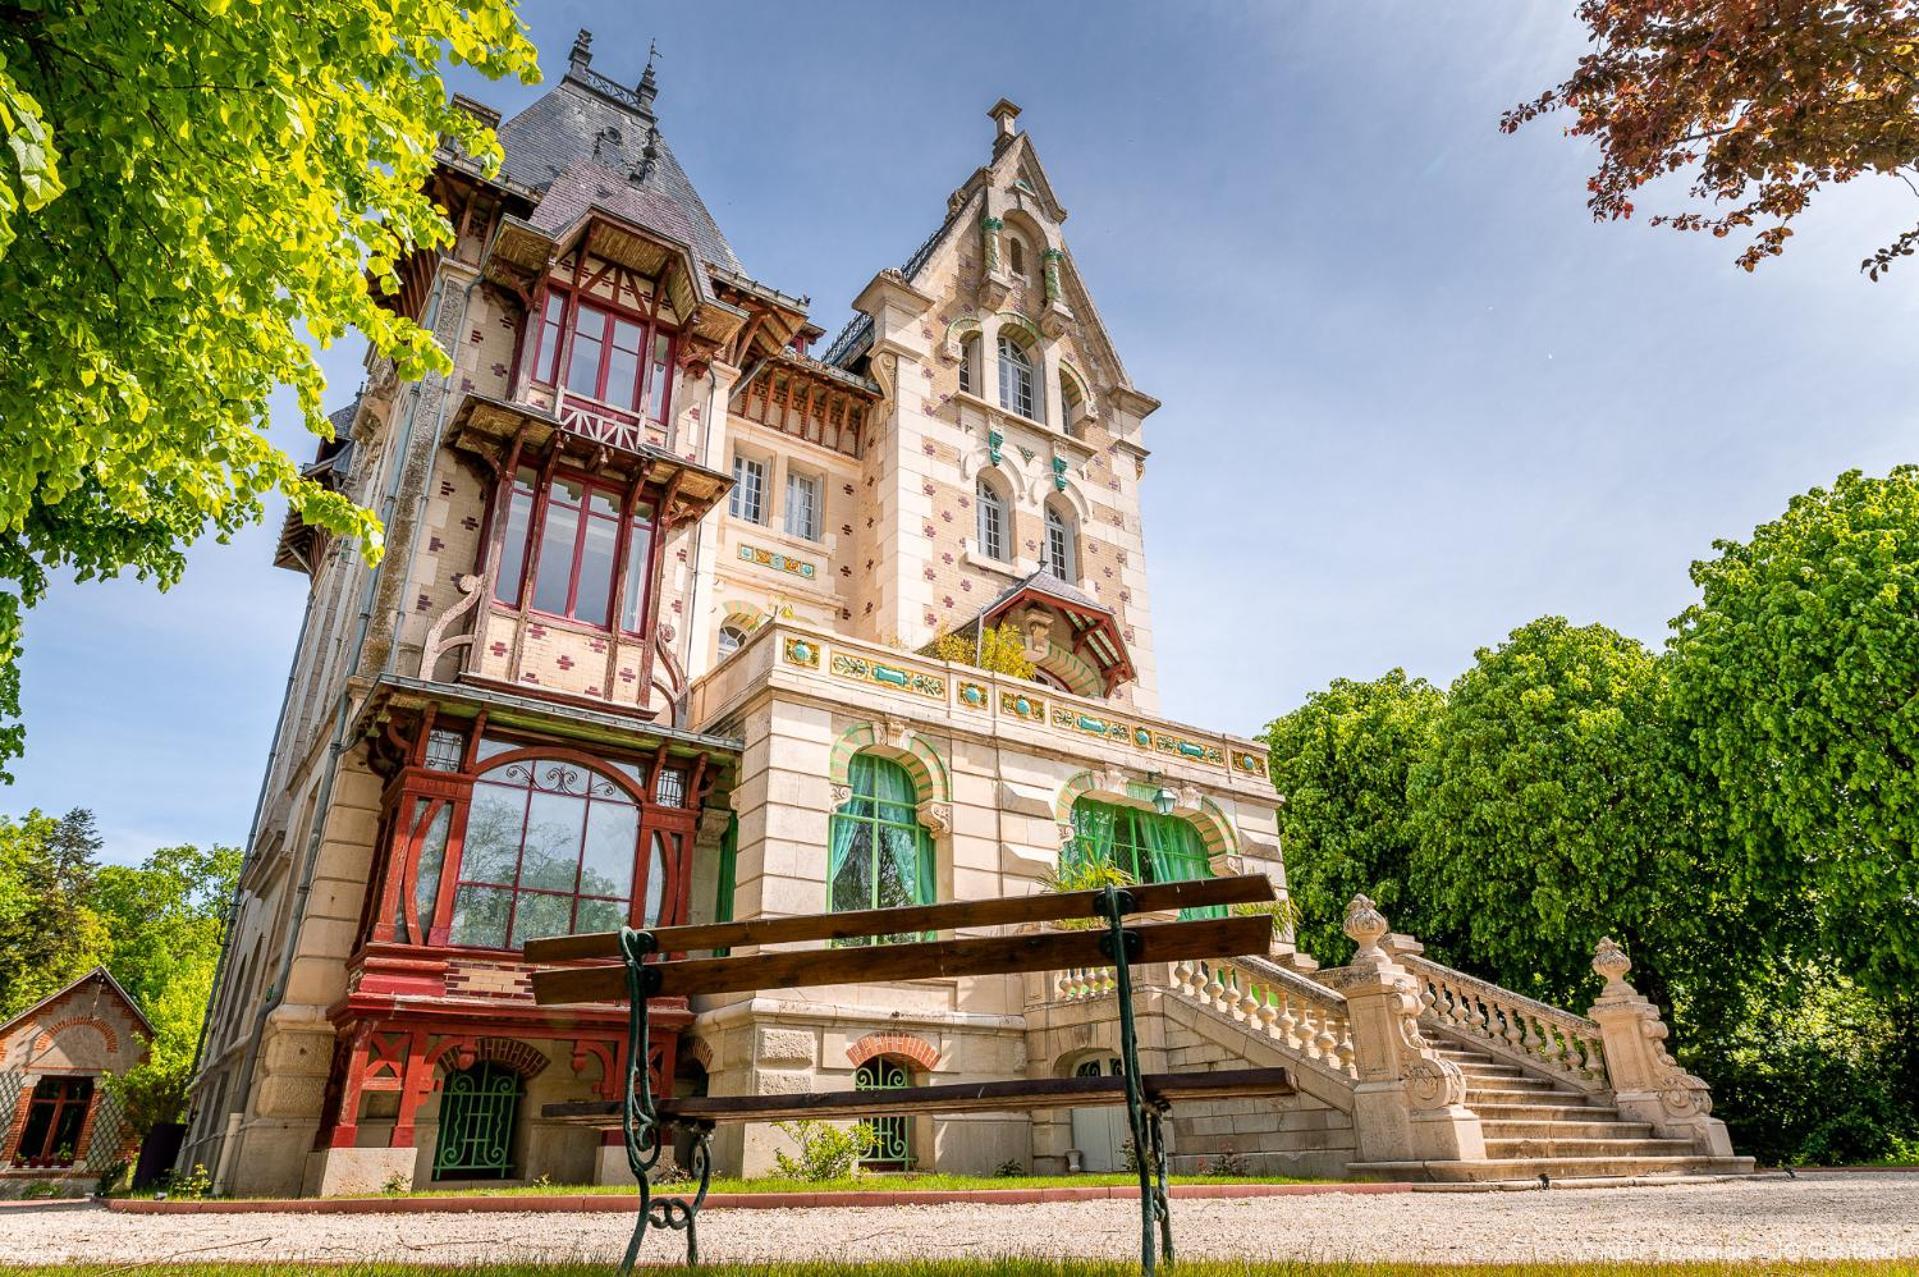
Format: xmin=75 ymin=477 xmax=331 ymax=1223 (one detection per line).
xmin=830 ymin=783 xmax=853 ymax=808
xmin=1094 ymin=766 xmax=1129 ymax=797
xmin=1401 ymin=1055 xmax=1466 ymax=1110
xmin=917 ymin=800 xmax=952 ymax=836
xmin=1343 ymin=894 xmax=1390 ymax=957
xmin=1176 ymin=783 xmax=1202 ymax=813
xmin=1592 ymin=936 xmax=1635 ymax=993
xmin=881 ymin=714 xmax=911 ymax=749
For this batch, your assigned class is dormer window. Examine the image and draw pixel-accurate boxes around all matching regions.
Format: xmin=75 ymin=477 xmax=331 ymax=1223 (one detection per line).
xmin=998 ymin=333 xmax=1039 ymax=422
xmin=530 ymin=288 xmax=677 ymax=424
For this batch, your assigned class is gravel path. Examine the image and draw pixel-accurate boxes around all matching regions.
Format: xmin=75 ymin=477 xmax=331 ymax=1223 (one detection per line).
xmin=9 ymin=1175 xmax=1919 ymax=1266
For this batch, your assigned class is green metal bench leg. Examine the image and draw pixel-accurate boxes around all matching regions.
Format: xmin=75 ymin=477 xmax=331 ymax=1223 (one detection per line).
xmin=617 ymin=926 xmax=715 ymax=1270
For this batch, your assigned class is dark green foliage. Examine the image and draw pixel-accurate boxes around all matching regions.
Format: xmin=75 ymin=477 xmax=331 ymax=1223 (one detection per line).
xmin=1263 ymin=468 xmax=1919 ymax=1165
xmin=1263 ymin=671 xmax=1444 ymax=964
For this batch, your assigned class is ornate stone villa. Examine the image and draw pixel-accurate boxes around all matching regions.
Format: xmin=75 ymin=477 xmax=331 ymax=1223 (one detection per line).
xmin=183 ymin=30 xmax=1750 ymax=1196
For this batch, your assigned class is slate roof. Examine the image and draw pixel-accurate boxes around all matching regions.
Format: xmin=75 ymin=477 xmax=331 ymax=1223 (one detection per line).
xmin=494 ymin=65 xmax=742 ymax=275
xmin=822 ymin=203 xmax=965 ymax=369
xmin=985 ymin=569 xmax=1112 ymax=619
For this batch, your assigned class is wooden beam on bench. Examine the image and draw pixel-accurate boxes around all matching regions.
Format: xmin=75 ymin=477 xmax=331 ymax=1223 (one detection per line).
xmin=539 ymin=1067 xmax=1296 ymax=1126
xmin=523 ymin=875 xmax=1275 ymax=963
xmin=531 ymin=913 xmax=1274 ymax=1005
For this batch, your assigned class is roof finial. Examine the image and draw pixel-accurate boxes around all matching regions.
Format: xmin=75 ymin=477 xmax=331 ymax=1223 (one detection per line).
xmin=988 ymin=98 xmax=1022 ymax=154
xmin=636 ymin=39 xmax=660 ymax=117
xmin=569 ymin=28 xmax=594 ymax=73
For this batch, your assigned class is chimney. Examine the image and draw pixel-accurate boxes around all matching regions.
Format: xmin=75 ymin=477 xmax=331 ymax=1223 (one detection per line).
xmin=568 ymin=28 xmax=594 ymax=75
xmin=988 ymin=99 xmax=1021 ymax=154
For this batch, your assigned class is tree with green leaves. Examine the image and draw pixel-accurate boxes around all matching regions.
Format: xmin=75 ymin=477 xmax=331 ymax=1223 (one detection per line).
xmin=95 ymin=842 xmax=240 ymax=1133
xmin=1262 ymin=670 xmax=1445 ymax=963
xmin=1407 ymin=617 xmax=1699 ymax=1007
xmin=1667 ymin=466 xmax=1919 ymax=999
xmin=0 ymin=807 xmax=109 ymax=1017
xmin=0 ymin=1 xmax=540 ymax=776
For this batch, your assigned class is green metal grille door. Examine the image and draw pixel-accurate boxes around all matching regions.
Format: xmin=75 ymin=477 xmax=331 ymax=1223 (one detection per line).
xmin=434 ymin=1063 xmax=522 ymax=1180
xmin=854 ymin=1058 xmax=912 ymax=1169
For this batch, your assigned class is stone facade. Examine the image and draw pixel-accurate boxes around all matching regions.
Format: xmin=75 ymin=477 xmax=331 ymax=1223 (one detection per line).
xmin=184 ymin=27 xmax=1746 ymax=1197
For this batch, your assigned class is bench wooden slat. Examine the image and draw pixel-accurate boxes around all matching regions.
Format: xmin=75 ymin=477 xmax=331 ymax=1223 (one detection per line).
xmin=522 ymin=875 xmax=1274 ymax=963
xmin=539 ymin=1067 xmax=1295 ymax=1126
xmin=531 ymin=913 xmax=1274 ymax=1005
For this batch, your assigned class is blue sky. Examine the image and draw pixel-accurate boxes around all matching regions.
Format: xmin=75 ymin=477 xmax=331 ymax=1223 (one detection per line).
xmin=13 ymin=1 xmax=1916 ymax=863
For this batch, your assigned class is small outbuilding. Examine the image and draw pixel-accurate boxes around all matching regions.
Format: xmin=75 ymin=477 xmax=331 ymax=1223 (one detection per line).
xmin=0 ymin=968 xmax=151 ymax=1196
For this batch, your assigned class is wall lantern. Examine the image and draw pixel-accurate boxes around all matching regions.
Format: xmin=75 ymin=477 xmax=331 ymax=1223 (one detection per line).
xmin=1147 ymin=772 xmax=1178 ymax=817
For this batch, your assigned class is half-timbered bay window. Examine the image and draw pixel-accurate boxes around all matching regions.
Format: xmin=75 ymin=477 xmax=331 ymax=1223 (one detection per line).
xmin=370 ymin=735 xmax=705 ymax=953
xmin=530 ymin=289 xmax=678 ymax=425
xmin=492 ymin=467 xmax=656 ymax=634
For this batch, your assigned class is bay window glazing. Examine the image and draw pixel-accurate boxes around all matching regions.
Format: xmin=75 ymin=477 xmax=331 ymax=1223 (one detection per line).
xmin=530 ymin=288 xmax=677 ymax=424
xmin=372 ymin=736 xmax=705 ymax=955
xmin=493 ymin=468 xmax=657 ymax=635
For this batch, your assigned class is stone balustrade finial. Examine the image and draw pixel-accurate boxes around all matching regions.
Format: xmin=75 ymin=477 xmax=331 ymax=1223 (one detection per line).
xmin=1343 ymin=894 xmax=1389 ymax=959
xmin=1592 ymin=936 xmax=1636 ymax=996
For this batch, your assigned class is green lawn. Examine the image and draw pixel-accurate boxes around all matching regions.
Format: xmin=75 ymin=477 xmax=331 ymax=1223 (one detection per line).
xmin=9 ymin=1262 xmax=1912 ymax=1276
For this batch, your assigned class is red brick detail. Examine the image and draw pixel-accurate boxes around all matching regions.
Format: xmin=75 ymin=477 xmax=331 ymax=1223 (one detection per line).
xmin=685 ymin=1037 xmax=713 ymax=1071
xmin=32 ymin=1015 xmax=118 ymax=1056
xmin=845 ymin=1032 xmax=939 ymax=1072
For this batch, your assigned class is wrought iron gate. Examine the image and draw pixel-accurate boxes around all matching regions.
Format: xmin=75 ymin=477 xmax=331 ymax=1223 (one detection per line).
xmin=854 ymin=1057 xmax=912 ymax=1169
xmin=434 ymin=1062 xmax=521 ymax=1179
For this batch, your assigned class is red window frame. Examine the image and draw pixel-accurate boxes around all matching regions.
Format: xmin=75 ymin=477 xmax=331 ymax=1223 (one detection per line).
xmin=493 ymin=467 xmax=658 ymax=636
xmin=367 ymin=736 xmax=706 ymax=957
xmin=11 ymin=1076 xmax=93 ymax=1166
xmin=529 ymin=287 xmax=678 ymax=425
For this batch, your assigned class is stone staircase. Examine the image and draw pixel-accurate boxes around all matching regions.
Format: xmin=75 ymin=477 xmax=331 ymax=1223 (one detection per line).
xmin=1346 ymin=1036 xmax=1755 ymax=1182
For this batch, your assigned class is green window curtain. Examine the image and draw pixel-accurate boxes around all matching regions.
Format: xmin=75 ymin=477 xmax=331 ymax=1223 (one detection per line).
xmin=1067 ymin=798 xmax=1219 ymax=917
xmin=829 ymin=753 xmax=936 ymax=943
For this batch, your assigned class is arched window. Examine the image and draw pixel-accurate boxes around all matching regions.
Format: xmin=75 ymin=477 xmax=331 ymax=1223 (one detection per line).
xmin=1061 ymin=374 xmax=1084 ymax=435
xmin=1044 ymin=503 xmax=1077 ymax=582
xmin=1065 ymin=797 xmax=1218 ymax=917
xmin=976 ymin=476 xmax=1008 ymax=562
xmin=958 ymin=333 xmax=980 ymax=396
xmin=717 ymin=624 xmax=748 ymax=659
xmin=828 ymin=754 xmax=935 ymax=943
xmin=1009 ymin=235 xmax=1028 ymax=279
xmin=433 ymin=1062 xmax=521 ymax=1180
xmin=997 ymin=333 xmax=1038 ymax=421
xmin=856 ymin=1057 xmax=914 ymax=1168
xmin=450 ymin=757 xmax=662 ymax=949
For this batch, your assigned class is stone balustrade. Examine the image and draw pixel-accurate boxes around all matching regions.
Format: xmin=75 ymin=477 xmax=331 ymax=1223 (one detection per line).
xmin=1386 ymin=943 xmax=1610 ymax=1092
xmin=1171 ymin=956 xmax=1358 ymax=1079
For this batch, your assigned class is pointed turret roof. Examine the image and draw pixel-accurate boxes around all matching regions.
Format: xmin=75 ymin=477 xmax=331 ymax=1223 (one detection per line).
xmin=492 ymin=29 xmax=742 ymax=275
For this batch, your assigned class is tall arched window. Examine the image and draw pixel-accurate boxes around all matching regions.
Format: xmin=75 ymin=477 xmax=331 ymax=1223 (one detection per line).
xmin=976 ymin=477 xmax=1008 ymax=562
xmin=1008 ymin=235 xmax=1029 ymax=279
xmin=997 ymin=334 xmax=1038 ymax=421
xmin=1044 ymin=503 xmax=1077 ymax=582
xmin=449 ymin=757 xmax=662 ymax=949
xmin=1065 ymin=797 xmax=1219 ymax=917
xmin=958 ymin=333 xmax=980 ymax=396
xmin=828 ymin=754 xmax=935 ymax=943
xmin=1060 ymin=374 xmax=1084 ymax=436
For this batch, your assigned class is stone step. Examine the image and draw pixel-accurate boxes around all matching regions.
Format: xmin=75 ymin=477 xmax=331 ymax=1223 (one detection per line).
xmin=1484 ymin=1136 xmax=1701 ymax=1159
xmin=1465 ymin=1082 xmax=1591 ymax=1103
xmin=1348 ymin=1154 xmax=1758 ymax=1183
xmin=1453 ymin=1061 xmax=1527 ymax=1078
xmin=1466 ymin=1098 xmax=1619 ymax=1113
xmin=1479 ymin=1119 xmax=1654 ymax=1140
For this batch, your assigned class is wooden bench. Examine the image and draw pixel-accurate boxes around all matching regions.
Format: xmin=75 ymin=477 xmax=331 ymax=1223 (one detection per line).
xmin=525 ymin=876 xmax=1294 ymax=1272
